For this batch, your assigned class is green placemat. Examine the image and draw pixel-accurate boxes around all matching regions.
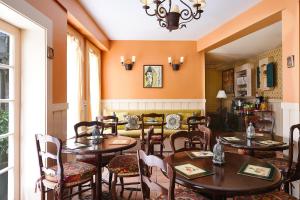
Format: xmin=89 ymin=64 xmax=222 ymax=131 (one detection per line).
xmin=238 ymin=162 xmax=275 ymax=181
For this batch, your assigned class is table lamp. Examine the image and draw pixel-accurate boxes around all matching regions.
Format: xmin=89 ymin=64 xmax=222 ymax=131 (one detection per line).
xmin=216 ymin=90 xmax=227 ymax=112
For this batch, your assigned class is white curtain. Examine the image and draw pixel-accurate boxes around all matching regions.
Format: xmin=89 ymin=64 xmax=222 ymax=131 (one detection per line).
xmin=88 ymin=48 xmax=100 ymax=120
xmin=67 ymin=33 xmax=83 ymax=138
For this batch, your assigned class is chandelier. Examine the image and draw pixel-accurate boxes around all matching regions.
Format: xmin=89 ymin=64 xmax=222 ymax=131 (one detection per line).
xmin=140 ymin=0 xmax=206 ymax=31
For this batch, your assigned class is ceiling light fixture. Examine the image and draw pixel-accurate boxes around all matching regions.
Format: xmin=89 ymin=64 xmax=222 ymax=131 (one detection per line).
xmin=140 ymin=0 xmax=206 ymax=32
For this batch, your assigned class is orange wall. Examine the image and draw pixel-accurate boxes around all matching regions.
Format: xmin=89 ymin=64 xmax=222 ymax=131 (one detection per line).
xmin=102 ymin=41 xmax=205 ymax=99
xmin=197 ymin=0 xmax=299 ymax=103
xmin=26 ymin=0 xmax=67 ymax=103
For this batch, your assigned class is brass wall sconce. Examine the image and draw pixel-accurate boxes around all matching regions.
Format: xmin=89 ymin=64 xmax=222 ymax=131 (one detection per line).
xmin=168 ymin=56 xmax=184 ymax=70
xmin=120 ymin=56 xmax=136 ymax=70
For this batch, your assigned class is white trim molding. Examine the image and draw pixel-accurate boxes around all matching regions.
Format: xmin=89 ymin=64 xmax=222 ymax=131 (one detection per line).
xmin=102 ymin=99 xmax=206 ymax=111
xmin=50 ymin=103 xmax=68 ymax=112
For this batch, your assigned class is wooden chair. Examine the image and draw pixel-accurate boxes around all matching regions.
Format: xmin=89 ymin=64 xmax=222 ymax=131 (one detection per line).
xmin=187 ymin=116 xmax=211 ymax=132
xmin=96 ymin=115 xmax=119 ymax=135
xmin=141 ymin=113 xmax=165 ymax=157
xmin=244 ymin=115 xmax=275 ymax=135
xmin=170 ymin=130 xmax=210 ymax=153
xmin=108 ymin=154 xmax=140 ymax=200
xmin=137 ymin=150 xmax=208 ymax=200
xmin=74 ymin=121 xmax=115 ymax=190
xmin=35 ymin=134 xmax=95 ymax=200
xmin=245 ymin=115 xmax=276 ymax=158
xmin=185 ymin=116 xmax=211 ymax=149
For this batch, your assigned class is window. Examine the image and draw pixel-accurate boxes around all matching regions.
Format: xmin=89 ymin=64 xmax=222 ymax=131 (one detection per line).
xmin=67 ymin=27 xmax=84 ymax=138
xmin=87 ymin=42 xmax=101 ymax=120
xmin=67 ymin=26 xmax=102 ymax=137
xmin=0 ymin=20 xmax=20 ymax=200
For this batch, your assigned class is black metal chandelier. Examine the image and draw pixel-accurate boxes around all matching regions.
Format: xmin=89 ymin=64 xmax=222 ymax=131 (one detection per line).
xmin=140 ymin=0 xmax=206 ymax=31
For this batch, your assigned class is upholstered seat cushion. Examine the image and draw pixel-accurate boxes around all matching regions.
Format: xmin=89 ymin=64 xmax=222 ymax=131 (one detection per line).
xmin=264 ymin=157 xmax=295 ymax=174
xmin=234 ymin=190 xmax=297 ymax=200
xmin=108 ymin=154 xmax=139 ymax=177
xmin=45 ymin=161 xmax=96 ymax=186
xmin=157 ymin=187 xmax=209 ymax=200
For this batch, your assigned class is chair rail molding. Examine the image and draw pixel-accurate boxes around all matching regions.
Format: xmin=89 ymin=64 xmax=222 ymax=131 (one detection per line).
xmin=101 ymin=99 xmax=206 ymax=111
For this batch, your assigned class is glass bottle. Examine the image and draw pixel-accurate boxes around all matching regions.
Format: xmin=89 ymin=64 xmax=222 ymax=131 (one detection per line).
xmin=246 ymin=122 xmax=255 ymax=139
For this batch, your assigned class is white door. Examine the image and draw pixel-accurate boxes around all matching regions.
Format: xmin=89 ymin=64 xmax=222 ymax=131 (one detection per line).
xmin=0 ymin=19 xmax=20 ymax=200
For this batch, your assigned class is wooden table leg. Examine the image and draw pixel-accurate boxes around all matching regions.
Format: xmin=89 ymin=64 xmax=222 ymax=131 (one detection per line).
xmin=95 ymin=154 xmax=102 ymax=200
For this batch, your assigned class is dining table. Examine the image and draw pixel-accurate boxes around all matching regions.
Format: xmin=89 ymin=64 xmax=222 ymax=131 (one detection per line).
xmin=62 ymin=135 xmax=137 ymax=200
xmin=165 ymin=151 xmax=282 ymax=199
xmin=219 ymin=132 xmax=289 ymax=156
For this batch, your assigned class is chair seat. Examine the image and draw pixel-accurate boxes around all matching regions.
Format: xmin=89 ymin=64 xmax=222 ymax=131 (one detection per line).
xmin=157 ymin=187 xmax=209 ymax=200
xmin=76 ymin=153 xmax=115 ymax=166
xmin=108 ymin=154 xmax=139 ymax=177
xmin=234 ymin=190 xmax=297 ymax=200
xmin=264 ymin=157 xmax=295 ymax=173
xmin=45 ymin=161 xmax=96 ymax=186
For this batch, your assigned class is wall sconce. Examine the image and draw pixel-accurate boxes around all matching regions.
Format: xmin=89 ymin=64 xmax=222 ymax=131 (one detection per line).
xmin=168 ymin=56 xmax=184 ymax=70
xmin=120 ymin=56 xmax=136 ymax=70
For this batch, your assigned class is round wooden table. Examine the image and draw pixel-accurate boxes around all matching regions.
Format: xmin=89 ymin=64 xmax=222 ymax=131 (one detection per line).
xmin=165 ymin=152 xmax=282 ymax=199
xmin=220 ymin=132 xmax=289 ymax=155
xmin=63 ymin=135 xmax=137 ymax=200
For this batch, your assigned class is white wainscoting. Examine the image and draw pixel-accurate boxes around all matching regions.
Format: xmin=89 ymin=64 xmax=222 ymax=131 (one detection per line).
xmin=50 ymin=103 xmax=68 ymax=140
xmin=268 ymin=99 xmax=283 ymax=136
xmin=281 ymin=102 xmax=300 ymax=198
xmin=101 ymin=99 xmax=206 ymax=112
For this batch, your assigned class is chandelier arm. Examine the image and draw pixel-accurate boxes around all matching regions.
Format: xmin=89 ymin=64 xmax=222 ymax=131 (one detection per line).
xmin=158 ymin=18 xmax=167 ymax=28
xmin=179 ymin=0 xmax=194 ymax=21
xmin=168 ymin=0 xmax=171 ymax=13
xmin=178 ymin=15 xmax=195 ymax=26
xmin=144 ymin=8 xmax=157 ymax=17
xmin=157 ymin=4 xmax=168 ymax=18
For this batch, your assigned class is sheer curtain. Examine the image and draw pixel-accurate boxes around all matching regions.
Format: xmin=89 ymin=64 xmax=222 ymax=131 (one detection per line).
xmin=87 ymin=44 xmax=101 ymax=120
xmin=67 ymin=31 xmax=83 ymax=138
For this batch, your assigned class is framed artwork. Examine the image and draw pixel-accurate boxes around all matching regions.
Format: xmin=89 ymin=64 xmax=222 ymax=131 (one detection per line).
xmin=222 ymin=68 xmax=234 ymax=94
xmin=143 ymin=65 xmax=163 ymax=88
xmin=287 ymin=55 xmax=294 ymax=68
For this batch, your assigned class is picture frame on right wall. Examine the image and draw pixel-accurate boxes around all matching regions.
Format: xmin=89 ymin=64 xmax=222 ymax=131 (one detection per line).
xmin=287 ymin=55 xmax=294 ymax=68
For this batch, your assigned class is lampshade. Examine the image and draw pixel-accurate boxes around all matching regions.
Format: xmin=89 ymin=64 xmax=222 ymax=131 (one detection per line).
xmin=216 ymin=90 xmax=227 ymax=99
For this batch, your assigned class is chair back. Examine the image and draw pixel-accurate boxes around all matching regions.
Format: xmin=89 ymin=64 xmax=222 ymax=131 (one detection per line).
xmin=74 ymin=121 xmax=103 ymax=138
xmin=35 ymin=134 xmax=63 ymax=184
xmin=141 ymin=113 xmax=164 ymax=143
xmin=96 ymin=115 xmax=119 ymax=135
xmin=170 ymin=130 xmax=210 ymax=153
xmin=137 ymin=150 xmax=175 ymax=200
xmin=187 ymin=116 xmax=210 ymax=132
xmin=244 ymin=115 xmax=275 ymax=135
xmin=288 ymin=124 xmax=300 ymax=181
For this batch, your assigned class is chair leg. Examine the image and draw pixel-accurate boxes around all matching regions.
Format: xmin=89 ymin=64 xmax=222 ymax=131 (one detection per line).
xmin=109 ymin=171 xmax=113 ymax=192
xmin=41 ymin=185 xmax=45 ymax=200
xmin=111 ymin=173 xmax=118 ymax=200
xmin=120 ymin=177 xmax=124 ymax=197
xmin=69 ymin=187 xmax=73 ymax=200
xmin=90 ymin=180 xmax=95 ymax=200
xmin=160 ymin=143 xmax=163 ymax=157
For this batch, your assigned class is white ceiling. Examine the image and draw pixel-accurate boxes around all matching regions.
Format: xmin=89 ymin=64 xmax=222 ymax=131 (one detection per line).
xmin=79 ymin=0 xmax=261 ymax=40
xmin=206 ymin=21 xmax=282 ymax=66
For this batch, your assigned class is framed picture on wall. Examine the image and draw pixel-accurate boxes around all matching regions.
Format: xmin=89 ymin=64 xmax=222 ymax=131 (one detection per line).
xmin=222 ymin=68 xmax=234 ymax=94
xmin=143 ymin=65 xmax=163 ymax=88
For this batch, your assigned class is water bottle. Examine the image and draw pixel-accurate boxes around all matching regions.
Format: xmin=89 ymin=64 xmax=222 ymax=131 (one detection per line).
xmin=247 ymin=122 xmax=255 ymax=139
xmin=92 ymin=125 xmax=101 ymax=144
